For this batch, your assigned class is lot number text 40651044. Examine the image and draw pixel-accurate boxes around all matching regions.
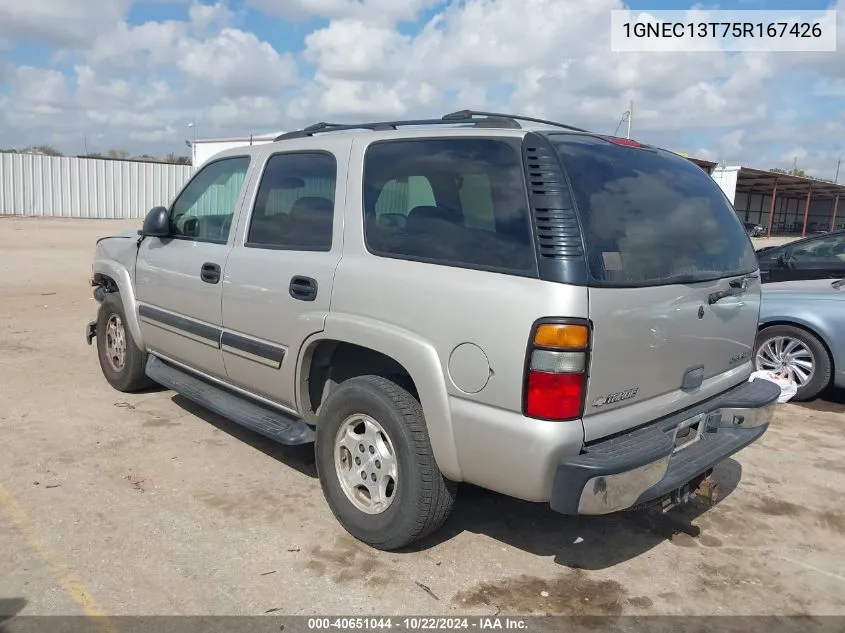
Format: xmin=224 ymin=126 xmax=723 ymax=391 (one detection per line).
xmin=307 ymin=617 xmax=528 ymax=630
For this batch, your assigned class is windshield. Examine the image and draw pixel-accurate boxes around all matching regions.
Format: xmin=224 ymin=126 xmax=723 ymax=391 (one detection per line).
xmin=550 ymin=135 xmax=758 ymax=287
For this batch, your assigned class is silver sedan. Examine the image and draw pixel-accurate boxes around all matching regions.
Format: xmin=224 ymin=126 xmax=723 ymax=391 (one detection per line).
xmin=755 ymin=277 xmax=845 ymax=401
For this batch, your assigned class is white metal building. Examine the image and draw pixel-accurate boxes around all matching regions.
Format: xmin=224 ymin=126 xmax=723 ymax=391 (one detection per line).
xmin=189 ymin=132 xmax=284 ymax=169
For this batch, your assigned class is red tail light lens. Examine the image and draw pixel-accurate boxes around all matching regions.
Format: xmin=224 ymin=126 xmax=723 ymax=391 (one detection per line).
xmin=523 ymin=319 xmax=591 ymax=421
xmin=606 ymin=136 xmax=643 ymax=148
xmin=526 ymin=371 xmax=585 ymax=420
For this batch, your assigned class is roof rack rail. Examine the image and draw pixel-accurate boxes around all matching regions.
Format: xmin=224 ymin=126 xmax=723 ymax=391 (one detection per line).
xmin=273 ymin=113 xmax=523 ymax=141
xmin=442 ymin=109 xmax=590 ymax=133
xmin=272 ymin=109 xmax=587 ymax=141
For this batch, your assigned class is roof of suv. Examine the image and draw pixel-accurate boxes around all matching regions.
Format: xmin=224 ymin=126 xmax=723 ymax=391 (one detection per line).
xmin=207 ymin=109 xmax=680 ymax=164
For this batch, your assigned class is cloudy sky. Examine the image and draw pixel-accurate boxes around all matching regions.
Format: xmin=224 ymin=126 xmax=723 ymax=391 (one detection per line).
xmin=1 ymin=0 xmax=843 ymax=177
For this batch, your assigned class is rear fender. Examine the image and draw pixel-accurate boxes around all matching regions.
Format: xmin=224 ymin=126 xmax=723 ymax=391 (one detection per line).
xmin=759 ymin=313 xmax=837 ymax=361
xmin=296 ymin=313 xmax=462 ymax=482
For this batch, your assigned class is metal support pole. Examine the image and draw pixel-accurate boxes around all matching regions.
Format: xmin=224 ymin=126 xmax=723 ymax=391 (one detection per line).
xmin=766 ymin=179 xmax=778 ymax=237
xmin=801 ymin=185 xmax=813 ymax=237
xmin=831 ymin=194 xmax=840 ymax=231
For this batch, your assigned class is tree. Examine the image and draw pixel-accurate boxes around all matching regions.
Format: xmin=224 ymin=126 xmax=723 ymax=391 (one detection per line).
xmin=164 ymin=152 xmax=191 ymax=165
xmin=105 ymin=149 xmax=130 ymax=159
xmin=22 ymin=144 xmax=63 ymax=156
xmin=770 ymin=167 xmax=807 ymax=177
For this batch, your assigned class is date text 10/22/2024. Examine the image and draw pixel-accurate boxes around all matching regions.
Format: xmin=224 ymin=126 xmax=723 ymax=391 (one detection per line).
xmin=306 ymin=618 xmax=529 ymax=630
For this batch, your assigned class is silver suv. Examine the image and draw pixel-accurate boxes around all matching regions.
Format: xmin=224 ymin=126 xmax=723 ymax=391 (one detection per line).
xmin=86 ymin=110 xmax=780 ymax=550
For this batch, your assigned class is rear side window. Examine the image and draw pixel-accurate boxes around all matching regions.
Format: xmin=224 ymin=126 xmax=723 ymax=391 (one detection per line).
xmin=551 ymin=136 xmax=757 ymax=286
xmin=246 ymin=152 xmax=336 ymax=251
xmin=362 ymin=138 xmax=536 ymax=274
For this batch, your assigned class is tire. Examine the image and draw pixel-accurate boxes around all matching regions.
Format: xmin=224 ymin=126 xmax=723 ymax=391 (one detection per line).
xmin=314 ymin=375 xmax=457 ymax=551
xmin=754 ymin=324 xmax=832 ymax=402
xmin=95 ymin=292 xmax=154 ymax=393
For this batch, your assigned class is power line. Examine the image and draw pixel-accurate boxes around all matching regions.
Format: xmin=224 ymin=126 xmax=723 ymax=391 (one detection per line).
xmin=614 ymin=110 xmax=629 ymax=137
xmin=614 ymin=100 xmax=634 ymax=138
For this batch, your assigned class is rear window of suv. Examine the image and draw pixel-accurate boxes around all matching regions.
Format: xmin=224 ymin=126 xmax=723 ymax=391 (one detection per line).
xmin=551 ymin=135 xmax=758 ymax=286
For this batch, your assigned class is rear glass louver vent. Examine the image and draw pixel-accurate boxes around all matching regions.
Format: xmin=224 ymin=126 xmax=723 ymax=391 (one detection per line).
xmin=523 ymin=141 xmax=583 ymax=260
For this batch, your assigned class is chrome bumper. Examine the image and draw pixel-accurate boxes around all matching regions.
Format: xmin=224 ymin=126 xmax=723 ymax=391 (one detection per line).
xmin=550 ymin=378 xmax=781 ymax=516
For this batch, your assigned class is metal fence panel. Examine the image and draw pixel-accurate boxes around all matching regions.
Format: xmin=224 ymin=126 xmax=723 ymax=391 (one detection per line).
xmin=0 ymin=153 xmax=192 ymax=219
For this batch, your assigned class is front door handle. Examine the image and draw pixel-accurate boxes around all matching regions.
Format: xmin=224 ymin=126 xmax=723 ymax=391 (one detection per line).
xmin=289 ymin=275 xmax=317 ymax=301
xmin=201 ymin=262 xmax=221 ymax=284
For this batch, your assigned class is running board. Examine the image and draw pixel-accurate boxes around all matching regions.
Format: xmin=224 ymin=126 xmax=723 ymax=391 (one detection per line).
xmin=145 ymin=356 xmax=315 ymax=445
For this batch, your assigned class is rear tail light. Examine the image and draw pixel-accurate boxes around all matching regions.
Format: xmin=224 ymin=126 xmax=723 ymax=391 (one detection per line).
xmin=523 ymin=321 xmax=590 ymax=421
xmin=606 ymin=136 xmax=644 ymax=148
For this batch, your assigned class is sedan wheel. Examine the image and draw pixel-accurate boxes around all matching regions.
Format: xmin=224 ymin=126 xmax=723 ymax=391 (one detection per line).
xmin=755 ymin=335 xmax=815 ymax=387
xmin=754 ymin=325 xmax=832 ymax=402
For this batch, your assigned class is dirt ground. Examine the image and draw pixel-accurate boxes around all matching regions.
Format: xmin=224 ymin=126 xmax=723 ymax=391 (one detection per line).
xmin=1 ymin=217 xmax=844 ymax=621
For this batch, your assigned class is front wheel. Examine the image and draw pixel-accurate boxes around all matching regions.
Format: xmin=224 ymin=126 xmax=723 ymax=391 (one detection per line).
xmin=314 ymin=375 xmax=456 ymax=551
xmin=95 ymin=292 xmax=154 ymax=393
xmin=754 ymin=325 xmax=832 ymax=402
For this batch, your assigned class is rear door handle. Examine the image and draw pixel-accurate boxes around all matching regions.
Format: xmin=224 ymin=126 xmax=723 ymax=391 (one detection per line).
xmin=201 ymin=262 xmax=221 ymax=284
xmin=289 ymin=275 xmax=317 ymax=301
xmin=709 ymin=272 xmax=758 ymax=304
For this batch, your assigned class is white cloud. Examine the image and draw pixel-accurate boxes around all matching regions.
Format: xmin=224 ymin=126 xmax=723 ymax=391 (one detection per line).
xmin=303 ymin=20 xmax=407 ymax=79
xmin=0 ymin=0 xmax=843 ymax=174
xmin=85 ymin=20 xmax=190 ymax=70
xmin=719 ymin=130 xmax=747 ymax=156
xmin=0 ymin=0 xmax=131 ymax=47
xmin=246 ymin=0 xmax=441 ymax=22
xmin=8 ymin=66 xmax=71 ymax=107
xmin=294 ymin=0 xmax=779 ymax=134
xmin=177 ymin=28 xmax=298 ymax=97
xmin=188 ymin=1 xmax=235 ymax=34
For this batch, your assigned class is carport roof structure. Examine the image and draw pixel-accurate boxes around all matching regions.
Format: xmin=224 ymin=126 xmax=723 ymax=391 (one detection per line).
xmin=734 ymin=166 xmax=844 ymax=237
xmin=688 ymin=157 xmax=717 ymax=173
xmin=736 ymin=167 xmax=844 ymax=200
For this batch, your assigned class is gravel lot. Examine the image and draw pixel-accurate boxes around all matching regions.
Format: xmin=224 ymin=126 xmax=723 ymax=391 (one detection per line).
xmin=1 ymin=217 xmax=844 ymax=621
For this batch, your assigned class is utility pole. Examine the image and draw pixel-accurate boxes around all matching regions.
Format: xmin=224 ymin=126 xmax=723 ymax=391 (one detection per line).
xmin=626 ymin=100 xmax=634 ymax=139
xmin=187 ymin=118 xmax=197 ymax=166
xmin=835 ymin=155 xmax=841 ymax=183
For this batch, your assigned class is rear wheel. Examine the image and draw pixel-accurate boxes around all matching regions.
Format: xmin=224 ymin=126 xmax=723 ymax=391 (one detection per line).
xmin=314 ymin=375 xmax=456 ymax=551
xmin=754 ymin=325 xmax=831 ymax=402
xmin=96 ymin=292 xmax=154 ymax=392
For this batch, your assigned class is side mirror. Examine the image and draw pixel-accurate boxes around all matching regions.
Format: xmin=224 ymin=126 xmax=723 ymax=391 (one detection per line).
xmin=142 ymin=206 xmax=170 ymax=237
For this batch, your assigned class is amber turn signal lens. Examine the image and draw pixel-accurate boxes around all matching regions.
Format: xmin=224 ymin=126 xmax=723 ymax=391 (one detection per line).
xmin=534 ymin=324 xmax=589 ymax=349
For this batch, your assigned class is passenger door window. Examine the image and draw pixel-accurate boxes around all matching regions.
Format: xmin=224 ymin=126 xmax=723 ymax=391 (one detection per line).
xmin=362 ymin=138 xmax=535 ymax=273
xmin=169 ymin=156 xmax=251 ymax=244
xmin=786 ymin=233 xmax=845 ymax=279
xmin=789 ymin=234 xmax=845 ymax=261
xmin=246 ymin=152 xmax=337 ymax=251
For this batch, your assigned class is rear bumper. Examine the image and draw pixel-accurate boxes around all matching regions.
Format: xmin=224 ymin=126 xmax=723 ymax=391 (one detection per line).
xmin=549 ymin=377 xmax=780 ymax=515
